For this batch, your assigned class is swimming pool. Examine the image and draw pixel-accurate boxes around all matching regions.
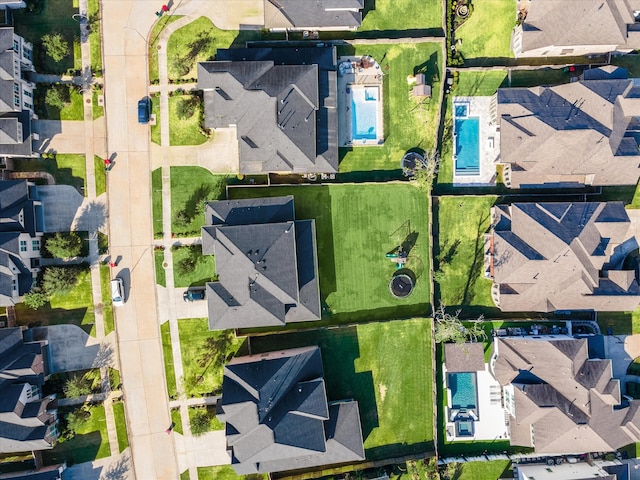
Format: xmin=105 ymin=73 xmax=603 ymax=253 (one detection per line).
xmin=448 ymin=372 xmax=477 ymax=409
xmin=455 ymin=103 xmax=469 ymax=118
xmin=351 ymin=86 xmax=378 ymax=141
xmin=454 ymin=117 xmax=480 ymax=175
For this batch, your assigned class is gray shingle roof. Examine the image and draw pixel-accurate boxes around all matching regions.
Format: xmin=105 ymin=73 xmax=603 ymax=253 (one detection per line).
xmin=264 ymin=0 xmax=363 ymax=30
xmin=494 ymin=336 xmax=640 ymax=454
xmin=498 ymin=70 xmax=640 ymax=187
xmin=487 ymin=202 xmax=640 ymax=312
xmin=220 ymin=346 xmax=365 ymax=474
xmin=202 ymin=196 xmax=320 ymax=330
xmin=198 ymin=47 xmax=338 ymax=174
xmin=444 ymin=343 xmax=485 ymax=373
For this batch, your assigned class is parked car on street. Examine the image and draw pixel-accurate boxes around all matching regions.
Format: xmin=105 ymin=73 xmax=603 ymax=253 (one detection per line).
xmin=138 ymin=97 xmax=151 ymax=124
xmin=111 ymin=278 xmax=125 ymax=307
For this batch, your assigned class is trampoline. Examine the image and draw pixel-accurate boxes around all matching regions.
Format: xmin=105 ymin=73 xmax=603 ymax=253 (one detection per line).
xmin=401 ymin=152 xmax=426 ymax=177
xmin=389 ymin=273 xmax=414 ymax=298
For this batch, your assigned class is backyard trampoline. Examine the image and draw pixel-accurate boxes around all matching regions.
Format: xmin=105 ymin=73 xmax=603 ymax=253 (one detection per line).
xmin=401 ymin=151 xmax=426 ymax=177
xmin=389 ymin=272 xmax=414 ymax=298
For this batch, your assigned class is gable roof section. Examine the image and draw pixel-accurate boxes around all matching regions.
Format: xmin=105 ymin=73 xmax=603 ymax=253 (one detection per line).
xmin=220 ymin=346 xmax=364 ymax=474
xmin=489 ymin=202 xmax=640 ymax=312
xmin=444 ymin=343 xmax=485 ymax=373
xmin=264 ymin=0 xmax=363 ymax=30
xmin=203 ymin=196 xmax=320 ymax=330
xmin=198 ymin=47 xmax=338 ymax=174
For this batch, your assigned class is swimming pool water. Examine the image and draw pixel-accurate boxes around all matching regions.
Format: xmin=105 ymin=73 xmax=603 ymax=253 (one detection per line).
xmin=455 ymin=104 xmax=468 ymax=118
xmin=351 ymin=87 xmax=378 ymax=141
xmin=454 ymin=117 xmax=480 ymax=175
xmin=449 ymin=372 xmax=477 ymax=409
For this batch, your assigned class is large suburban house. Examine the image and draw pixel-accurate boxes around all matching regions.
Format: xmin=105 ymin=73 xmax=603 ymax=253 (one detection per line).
xmin=0 ymin=327 xmax=58 ymax=453
xmin=263 ymin=0 xmax=363 ymax=31
xmin=0 ymin=180 xmax=43 ymax=307
xmin=219 ymin=346 xmax=365 ymax=474
xmin=484 ymin=202 xmax=640 ymax=312
xmin=0 ymin=27 xmax=37 ymax=158
xmin=492 ymin=335 xmax=640 ymax=454
xmin=515 ymin=460 xmax=629 ymax=480
xmin=512 ymin=0 xmax=640 ymax=57
xmin=197 ymin=46 xmax=338 ymax=174
xmin=497 ymin=66 xmax=640 ymax=188
xmin=201 ymin=196 xmax=321 ymax=330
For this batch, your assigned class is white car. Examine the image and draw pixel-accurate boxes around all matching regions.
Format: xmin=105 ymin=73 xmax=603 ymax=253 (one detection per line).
xmin=110 ymin=278 xmax=125 ymax=307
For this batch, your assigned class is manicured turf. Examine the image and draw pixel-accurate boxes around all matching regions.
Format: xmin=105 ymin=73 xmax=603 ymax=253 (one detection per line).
xmin=166 ymin=17 xmax=218 ymax=81
xmin=57 ymin=86 xmax=84 ymax=121
xmin=597 ymin=310 xmax=640 ymax=336
xmin=359 ymin=0 xmax=442 ymax=32
xmin=148 ymin=15 xmax=184 ymax=83
xmin=171 ymin=408 xmax=183 ymax=435
xmin=150 ymin=95 xmax=161 ymax=145
xmin=160 ymin=321 xmax=177 ymax=399
xmin=94 ymin=156 xmax=106 ymax=196
xmin=170 ymin=167 xmax=228 ymax=237
xmin=178 ymin=318 xmax=245 ymax=398
xmin=87 ymin=0 xmax=101 ymax=74
xmin=168 ymin=94 xmax=209 ymax=146
xmin=172 ymin=246 xmax=216 ymax=288
xmin=196 ymin=466 xmax=267 ymax=480
xmin=229 ymin=184 xmax=431 ymax=323
xmin=42 ymin=405 xmax=110 ymax=466
xmin=12 ymin=154 xmax=86 ymax=195
xmin=337 ymin=42 xmax=442 ymax=175
xmin=454 ymin=70 xmax=507 ymax=96
xmin=455 ymin=0 xmax=515 ymax=60
xmin=154 ymin=249 xmax=167 ymax=287
xmin=112 ymin=401 xmax=129 ymax=453
xmin=15 ymin=267 xmax=96 ymax=336
xmin=453 ymin=460 xmax=511 ymax=479
xmin=99 ymin=264 xmax=114 ymax=335
xmin=13 ymin=0 xmax=81 ymax=74
xmin=151 ymin=168 xmax=164 ymax=238
xmin=92 ymin=88 xmax=104 ymax=119
xmin=434 ymin=196 xmax=496 ymax=311
xmin=250 ymin=318 xmax=434 ymax=460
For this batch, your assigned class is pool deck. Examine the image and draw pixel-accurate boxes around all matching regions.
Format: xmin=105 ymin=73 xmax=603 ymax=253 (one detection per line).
xmin=337 ymin=56 xmax=384 ymax=147
xmin=445 ymin=364 xmax=510 ymax=442
xmin=452 ymin=95 xmax=500 ymax=186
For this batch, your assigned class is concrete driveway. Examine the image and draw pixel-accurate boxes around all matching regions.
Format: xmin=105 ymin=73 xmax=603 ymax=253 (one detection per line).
xmin=31 ymin=325 xmax=116 ymax=373
xmin=38 ymin=185 xmax=108 ymax=233
xmin=63 ymin=451 xmax=132 ymax=480
xmin=35 ymin=120 xmax=86 ymax=154
xmin=605 ymin=334 xmax=640 ymax=389
xmin=173 ymin=288 xmax=208 ymax=319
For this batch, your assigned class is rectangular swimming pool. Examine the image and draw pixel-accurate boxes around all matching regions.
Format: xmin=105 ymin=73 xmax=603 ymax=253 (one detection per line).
xmin=448 ymin=372 xmax=477 ymax=410
xmin=454 ymin=117 xmax=480 ymax=175
xmin=351 ymin=86 xmax=378 ymax=141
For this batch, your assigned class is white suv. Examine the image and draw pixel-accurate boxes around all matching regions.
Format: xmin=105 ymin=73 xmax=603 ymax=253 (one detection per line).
xmin=110 ymin=278 xmax=125 ymax=307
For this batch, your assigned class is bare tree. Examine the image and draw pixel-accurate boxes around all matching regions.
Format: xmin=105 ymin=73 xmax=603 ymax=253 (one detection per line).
xmin=433 ymin=303 xmax=486 ymax=344
xmin=412 ymin=149 xmax=440 ymax=192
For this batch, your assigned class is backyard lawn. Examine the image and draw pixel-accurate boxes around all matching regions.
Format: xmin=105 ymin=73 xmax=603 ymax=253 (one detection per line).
xmin=454 ymin=0 xmax=515 ymax=61
xmin=359 ymin=0 xmax=442 ymax=33
xmin=161 ymin=321 xmax=177 ymax=399
xmin=12 ymin=154 xmax=86 ymax=195
xmin=172 ymin=245 xmax=216 ymax=288
xmin=196 ymin=466 xmax=267 ymax=480
xmin=99 ymin=264 xmax=114 ymax=335
xmin=13 ymin=0 xmax=82 ymax=74
xmin=452 ymin=460 xmax=511 ymax=479
xmin=178 ymin=318 xmax=246 ymax=398
xmin=168 ymin=94 xmax=209 ymax=146
xmin=152 ymin=168 xmax=163 ymax=238
xmin=337 ymin=42 xmax=442 ymax=175
xmin=434 ymin=196 xmax=496 ymax=313
xmin=170 ymin=167 xmax=228 ymax=237
xmin=42 ymin=405 xmax=110 ymax=466
xmin=15 ymin=267 xmax=96 ymax=335
xmin=229 ymin=184 xmax=431 ymax=323
xmin=112 ymin=401 xmax=129 ymax=453
xmin=250 ymin=318 xmax=434 ymax=460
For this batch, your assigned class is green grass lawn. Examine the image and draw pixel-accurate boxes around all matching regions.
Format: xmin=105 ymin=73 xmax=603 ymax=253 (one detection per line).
xmin=197 ymin=466 xmax=267 ymax=480
xmin=597 ymin=310 xmax=640 ymax=335
xmin=13 ymin=0 xmax=81 ymax=74
xmin=337 ymin=42 xmax=442 ymax=176
xmin=92 ymin=88 xmax=104 ymax=119
xmin=152 ymin=168 xmax=164 ymax=238
xmin=154 ymin=249 xmax=167 ymax=287
xmin=250 ymin=318 xmax=434 ymax=460
xmin=434 ymin=196 xmax=496 ymax=313
xmin=171 ymin=408 xmax=183 ymax=434
xmin=170 ymin=167 xmax=228 ymax=237
xmin=188 ymin=405 xmax=224 ymax=434
xmin=452 ymin=460 xmax=511 ymax=480
xmin=112 ymin=401 xmax=129 ymax=453
xmin=172 ymin=246 xmax=216 ymax=288
xmin=42 ymin=405 xmax=110 ymax=466
xmin=35 ymin=84 xmax=84 ymax=121
xmin=150 ymin=95 xmax=161 ymax=145
xmin=230 ymin=184 xmax=430 ymax=323
xmin=359 ymin=0 xmax=442 ymax=32
xmin=87 ymin=0 xmax=101 ymax=74
xmin=61 ymin=86 xmax=84 ymax=120
xmin=168 ymin=94 xmax=209 ymax=146
xmin=161 ymin=321 xmax=177 ymax=399
xmin=149 ymin=15 xmax=184 ymax=83
xmin=12 ymin=154 xmax=86 ymax=195
xmin=94 ymin=155 xmax=106 ymax=196
xmin=15 ymin=267 xmax=96 ymax=336
xmin=455 ymin=0 xmax=515 ymax=61
xmin=178 ymin=319 xmax=246 ymax=397
xmin=99 ymin=264 xmax=114 ymax=335
xmin=166 ymin=17 xmax=218 ymax=81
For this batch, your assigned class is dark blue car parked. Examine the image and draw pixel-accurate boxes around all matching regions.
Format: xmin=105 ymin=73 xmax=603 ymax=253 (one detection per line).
xmin=138 ymin=97 xmax=151 ymax=124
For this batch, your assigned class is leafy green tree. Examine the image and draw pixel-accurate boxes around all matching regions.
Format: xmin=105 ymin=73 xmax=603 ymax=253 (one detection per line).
xmin=45 ymin=232 xmax=82 ymax=258
xmin=41 ymin=33 xmax=70 ymax=63
xmin=176 ymin=95 xmax=200 ymax=119
xmin=22 ymin=290 xmax=48 ymax=310
xmin=176 ymin=255 xmax=196 ymax=276
xmin=190 ymin=409 xmax=210 ymax=437
xmin=63 ymin=373 xmax=91 ymax=398
xmin=42 ymin=266 xmax=81 ymax=295
xmin=44 ymin=85 xmax=71 ymax=110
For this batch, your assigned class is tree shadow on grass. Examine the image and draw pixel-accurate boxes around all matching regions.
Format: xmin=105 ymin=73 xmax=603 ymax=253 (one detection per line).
xmin=42 ymin=431 xmax=103 ymax=466
xmin=366 ymin=440 xmax=435 ymax=462
xmin=249 ymin=326 xmax=378 ymax=439
xmin=461 ymin=211 xmax=489 ymax=306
